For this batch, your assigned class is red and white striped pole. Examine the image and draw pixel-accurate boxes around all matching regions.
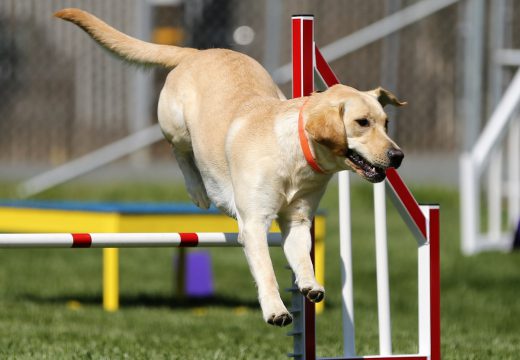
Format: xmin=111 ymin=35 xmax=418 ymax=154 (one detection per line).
xmin=292 ymin=14 xmax=316 ymax=360
xmin=292 ymin=15 xmax=314 ymax=99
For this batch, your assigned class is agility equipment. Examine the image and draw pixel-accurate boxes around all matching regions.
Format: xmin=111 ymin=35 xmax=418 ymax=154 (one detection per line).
xmin=289 ymin=15 xmax=440 ymax=360
xmin=0 ymin=14 xmax=439 ymax=360
xmin=460 ymin=0 xmax=520 ymax=255
xmin=0 ymin=200 xmax=326 ymax=312
xmin=0 ymin=231 xmax=283 ymax=248
xmin=514 ymin=220 xmax=520 ymax=249
xmin=181 ymin=251 xmax=214 ymax=298
xmin=460 ymin=69 xmax=520 ymax=254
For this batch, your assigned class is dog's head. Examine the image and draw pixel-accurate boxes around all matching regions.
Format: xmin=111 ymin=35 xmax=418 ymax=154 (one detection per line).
xmin=305 ymin=84 xmax=406 ymax=182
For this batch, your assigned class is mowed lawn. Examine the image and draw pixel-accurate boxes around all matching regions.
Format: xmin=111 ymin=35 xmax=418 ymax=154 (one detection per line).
xmin=0 ymin=180 xmax=519 ymax=359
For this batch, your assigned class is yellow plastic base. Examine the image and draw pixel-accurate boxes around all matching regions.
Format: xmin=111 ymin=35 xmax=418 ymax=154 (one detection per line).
xmin=0 ymin=205 xmax=326 ymax=313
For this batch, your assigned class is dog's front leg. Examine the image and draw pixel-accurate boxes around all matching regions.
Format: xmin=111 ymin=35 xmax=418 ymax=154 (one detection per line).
xmin=278 ymin=217 xmax=324 ymax=303
xmin=239 ymin=217 xmax=292 ymax=327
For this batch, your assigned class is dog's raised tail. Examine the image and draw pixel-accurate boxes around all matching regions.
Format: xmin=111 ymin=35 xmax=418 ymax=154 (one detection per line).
xmin=54 ymin=8 xmax=198 ymax=68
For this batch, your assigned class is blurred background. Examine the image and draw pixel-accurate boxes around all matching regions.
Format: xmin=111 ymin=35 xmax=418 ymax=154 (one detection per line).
xmin=0 ymin=0 xmax=518 ymax=188
xmin=0 ymin=1 xmax=519 ymax=359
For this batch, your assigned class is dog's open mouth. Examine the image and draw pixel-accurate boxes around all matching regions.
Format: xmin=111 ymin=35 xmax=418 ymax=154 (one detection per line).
xmin=346 ymin=149 xmax=386 ymax=183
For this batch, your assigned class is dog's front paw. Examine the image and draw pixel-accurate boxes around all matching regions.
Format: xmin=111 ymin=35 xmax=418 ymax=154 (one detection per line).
xmin=261 ymin=296 xmax=292 ymax=327
xmin=300 ymin=284 xmax=325 ymax=303
xmin=266 ymin=311 xmax=293 ymax=327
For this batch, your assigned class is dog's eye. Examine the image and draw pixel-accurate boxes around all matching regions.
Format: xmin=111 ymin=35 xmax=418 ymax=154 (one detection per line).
xmin=356 ymin=119 xmax=370 ymax=127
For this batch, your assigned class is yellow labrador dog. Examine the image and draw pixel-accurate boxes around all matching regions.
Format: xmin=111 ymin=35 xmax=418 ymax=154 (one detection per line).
xmin=55 ymin=9 xmax=405 ymax=327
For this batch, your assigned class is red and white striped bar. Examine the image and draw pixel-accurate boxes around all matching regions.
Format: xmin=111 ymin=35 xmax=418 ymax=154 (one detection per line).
xmin=0 ymin=232 xmax=283 ymax=248
xmin=385 ymin=168 xmax=427 ymax=242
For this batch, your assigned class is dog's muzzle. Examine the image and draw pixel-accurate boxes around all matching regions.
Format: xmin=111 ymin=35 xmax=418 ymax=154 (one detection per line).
xmin=346 ymin=150 xmax=386 ymax=183
xmin=346 ymin=147 xmax=405 ymax=183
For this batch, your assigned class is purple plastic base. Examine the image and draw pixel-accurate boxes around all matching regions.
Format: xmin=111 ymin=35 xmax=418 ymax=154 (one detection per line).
xmin=175 ymin=250 xmax=214 ymax=297
xmin=513 ymin=219 xmax=520 ymax=250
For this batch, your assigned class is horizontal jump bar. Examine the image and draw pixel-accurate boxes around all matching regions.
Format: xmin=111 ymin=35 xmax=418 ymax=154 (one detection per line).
xmin=319 ymin=356 xmax=427 ymax=360
xmin=0 ymin=232 xmax=283 ymax=248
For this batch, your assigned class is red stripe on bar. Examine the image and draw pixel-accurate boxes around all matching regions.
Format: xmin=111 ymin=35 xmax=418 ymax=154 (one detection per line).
xmin=179 ymin=233 xmax=198 ymax=247
xmin=71 ymin=233 xmax=92 ymax=248
xmin=430 ymin=208 xmax=441 ymax=360
xmin=302 ymin=19 xmax=314 ymax=96
xmin=385 ymin=168 xmax=427 ymax=238
xmin=315 ymin=46 xmax=340 ymax=86
xmin=292 ymin=17 xmax=302 ymax=98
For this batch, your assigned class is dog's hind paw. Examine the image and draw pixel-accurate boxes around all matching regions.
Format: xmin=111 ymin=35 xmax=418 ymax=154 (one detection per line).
xmin=187 ymin=185 xmax=211 ymax=209
xmin=301 ymin=285 xmax=325 ymax=303
xmin=267 ymin=312 xmax=293 ymax=327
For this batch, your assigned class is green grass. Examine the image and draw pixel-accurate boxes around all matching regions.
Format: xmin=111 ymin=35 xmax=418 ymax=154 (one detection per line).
xmin=0 ymin=180 xmax=519 ymax=359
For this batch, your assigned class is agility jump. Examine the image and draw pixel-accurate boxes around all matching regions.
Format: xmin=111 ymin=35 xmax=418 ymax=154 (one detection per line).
xmin=0 ymin=232 xmax=282 ymax=248
xmin=290 ymin=15 xmax=440 ymax=360
xmin=0 ymin=14 xmax=439 ymax=360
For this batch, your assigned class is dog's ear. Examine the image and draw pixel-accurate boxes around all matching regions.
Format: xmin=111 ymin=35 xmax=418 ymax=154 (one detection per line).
xmin=305 ymin=103 xmax=348 ymax=156
xmin=368 ymin=87 xmax=407 ymax=107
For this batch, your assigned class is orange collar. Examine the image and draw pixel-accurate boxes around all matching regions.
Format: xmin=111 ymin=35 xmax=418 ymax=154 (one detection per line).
xmin=298 ymin=98 xmax=326 ymax=174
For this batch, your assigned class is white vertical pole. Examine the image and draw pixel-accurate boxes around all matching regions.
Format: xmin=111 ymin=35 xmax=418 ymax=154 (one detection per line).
xmin=508 ymin=116 xmax=520 ymax=227
xmin=486 ymin=0 xmax=506 ymax=244
xmin=473 ymin=69 xmax=520 ymax=169
xmin=487 ymin=0 xmax=506 ymax=114
xmin=460 ymin=154 xmax=479 ymax=255
xmin=487 ymin=148 xmax=503 ymax=243
xmin=418 ymin=206 xmax=431 ymax=355
xmin=461 ymin=0 xmax=485 ymax=152
xmin=130 ymin=0 xmax=152 ymax=165
xmin=374 ymin=182 xmax=392 ymax=355
xmin=339 ymin=171 xmax=356 ymax=357
xmin=263 ymin=0 xmax=282 ymax=73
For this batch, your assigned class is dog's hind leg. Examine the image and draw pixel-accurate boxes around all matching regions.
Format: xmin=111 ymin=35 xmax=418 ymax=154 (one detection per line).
xmin=158 ymin=89 xmax=211 ymax=209
xmin=173 ymin=148 xmax=211 ymax=209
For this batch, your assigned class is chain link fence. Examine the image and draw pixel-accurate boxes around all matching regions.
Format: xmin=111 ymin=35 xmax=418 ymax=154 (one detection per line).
xmin=0 ymin=0 xmax=518 ymax=172
xmin=0 ymin=0 xmax=144 ymax=167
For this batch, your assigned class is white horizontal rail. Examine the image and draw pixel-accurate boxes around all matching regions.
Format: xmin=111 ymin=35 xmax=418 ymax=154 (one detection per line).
xmin=495 ymin=49 xmax=520 ymax=67
xmin=472 ymin=68 xmax=520 ymax=171
xmin=17 ymin=0 xmax=459 ymax=198
xmin=17 ymin=124 xmax=164 ymax=198
xmin=319 ymin=354 xmax=427 ymax=359
xmin=0 ymin=232 xmax=283 ymax=248
xmin=272 ymin=0 xmax=459 ymax=84
xmin=319 ymin=0 xmax=458 ymax=65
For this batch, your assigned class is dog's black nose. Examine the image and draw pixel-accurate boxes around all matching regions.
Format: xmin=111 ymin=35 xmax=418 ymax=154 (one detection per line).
xmin=387 ymin=148 xmax=404 ymax=168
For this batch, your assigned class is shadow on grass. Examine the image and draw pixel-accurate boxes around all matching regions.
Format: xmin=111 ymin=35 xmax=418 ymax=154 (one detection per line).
xmin=20 ymin=292 xmax=263 ymax=309
xmin=19 ymin=292 xmax=339 ymax=310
